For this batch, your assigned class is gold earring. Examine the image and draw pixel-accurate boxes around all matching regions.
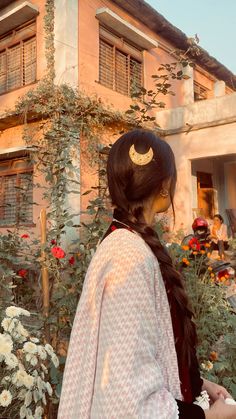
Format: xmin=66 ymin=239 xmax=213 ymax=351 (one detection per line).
xmin=160 ymin=188 xmax=169 ymax=198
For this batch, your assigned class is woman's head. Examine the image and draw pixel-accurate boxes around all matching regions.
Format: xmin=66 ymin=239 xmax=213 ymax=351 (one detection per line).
xmin=213 ymin=214 xmax=224 ymax=226
xmin=106 ymin=130 xmax=196 ymax=364
xmin=107 ymin=129 xmax=177 ymax=222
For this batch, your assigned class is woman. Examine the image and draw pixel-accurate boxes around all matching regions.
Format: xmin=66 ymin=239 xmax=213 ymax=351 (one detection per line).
xmin=209 ymin=214 xmax=229 ymax=259
xmin=58 ymin=130 xmax=236 ymax=419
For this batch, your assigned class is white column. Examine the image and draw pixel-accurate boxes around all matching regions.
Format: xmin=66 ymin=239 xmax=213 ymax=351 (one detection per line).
xmin=214 ymin=80 xmax=226 ymax=97
xmin=182 ymin=64 xmax=194 ymax=105
xmin=54 ymin=0 xmax=78 ymax=86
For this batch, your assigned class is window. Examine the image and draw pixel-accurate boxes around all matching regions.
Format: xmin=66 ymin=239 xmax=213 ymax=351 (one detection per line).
xmin=0 ymin=157 xmax=33 ymax=226
xmin=0 ymin=21 xmax=36 ymax=94
xmin=194 ymin=81 xmax=209 ymax=101
xmin=99 ymin=27 xmax=143 ymax=96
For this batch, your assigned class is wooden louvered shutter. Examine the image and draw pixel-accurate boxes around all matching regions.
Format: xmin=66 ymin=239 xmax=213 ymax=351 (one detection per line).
xmin=7 ymin=43 xmax=21 ymax=90
xmin=18 ymin=172 xmax=33 ymax=224
xmin=0 ymin=176 xmax=4 ymax=219
xmin=23 ymin=37 xmax=36 ymax=85
xmin=130 ymin=57 xmax=142 ymax=95
xmin=115 ymin=49 xmax=128 ymax=95
xmin=3 ymin=175 xmax=17 ymax=224
xmin=99 ymin=39 xmax=114 ymax=89
xmin=0 ymin=50 xmax=7 ymax=94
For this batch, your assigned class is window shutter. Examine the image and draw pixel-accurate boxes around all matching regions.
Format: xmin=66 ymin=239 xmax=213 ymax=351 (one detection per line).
xmin=7 ymin=43 xmax=21 ymax=90
xmin=23 ymin=37 xmax=36 ymax=85
xmin=99 ymin=39 xmax=114 ymax=89
xmin=2 ymin=175 xmax=17 ymax=225
xmin=115 ymin=49 xmax=128 ymax=95
xmin=0 ymin=176 xmax=4 ymax=219
xmin=99 ymin=27 xmax=143 ymax=97
xmin=0 ymin=50 xmax=7 ymax=94
xmin=0 ymin=158 xmax=33 ymax=226
xmin=130 ymin=57 xmax=142 ymax=95
xmin=18 ymin=173 xmax=33 ymax=224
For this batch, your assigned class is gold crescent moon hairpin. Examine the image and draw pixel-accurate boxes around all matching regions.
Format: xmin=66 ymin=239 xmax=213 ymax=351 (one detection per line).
xmin=129 ymin=144 xmax=154 ymax=166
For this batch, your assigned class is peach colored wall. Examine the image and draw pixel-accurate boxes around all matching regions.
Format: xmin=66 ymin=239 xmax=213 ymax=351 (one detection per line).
xmin=0 ymin=0 xmax=47 ymax=113
xmin=78 ymin=0 xmax=186 ymax=111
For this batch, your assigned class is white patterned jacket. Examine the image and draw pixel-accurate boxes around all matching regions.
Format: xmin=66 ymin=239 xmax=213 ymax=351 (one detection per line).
xmin=58 ymin=228 xmax=182 ymax=419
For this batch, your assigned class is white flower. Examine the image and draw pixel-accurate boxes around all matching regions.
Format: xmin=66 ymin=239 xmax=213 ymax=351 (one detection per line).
xmin=37 ymin=345 xmax=47 ymax=360
xmin=34 ymin=406 xmax=43 ymax=419
xmin=45 ymin=343 xmax=54 ymax=356
xmin=5 ymin=306 xmax=30 ymax=318
xmin=5 ymin=353 xmax=19 ymax=369
xmin=23 ymin=341 xmax=37 ymax=354
xmin=30 ymin=337 xmax=39 ymax=343
xmin=0 ymin=333 xmax=13 ymax=356
xmin=30 ymin=355 xmax=38 ymax=366
xmin=1 ymin=317 xmax=16 ymax=332
xmin=46 ymin=381 xmax=52 ymax=396
xmin=14 ymin=369 xmax=34 ymax=389
xmin=20 ymin=405 xmax=27 ymax=419
xmin=17 ymin=323 xmax=29 ymax=338
xmin=24 ymin=390 xmax=32 ymax=407
xmin=41 ymin=364 xmax=48 ymax=374
xmin=201 ymin=361 xmax=213 ymax=371
xmin=0 ymin=389 xmax=12 ymax=407
xmin=51 ymin=353 xmax=59 ymax=368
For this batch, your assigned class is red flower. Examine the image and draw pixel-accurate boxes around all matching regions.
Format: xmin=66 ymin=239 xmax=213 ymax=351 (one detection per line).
xmin=18 ymin=269 xmax=28 ymax=278
xmin=51 ymin=246 xmax=66 ymax=259
xmin=188 ymin=237 xmax=201 ymax=251
xmin=51 ymin=239 xmax=57 ymax=245
xmin=111 ymin=225 xmax=117 ymax=231
xmin=21 ymin=234 xmax=29 ymax=239
xmin=69 ymin=256 xmax=75 ymax=265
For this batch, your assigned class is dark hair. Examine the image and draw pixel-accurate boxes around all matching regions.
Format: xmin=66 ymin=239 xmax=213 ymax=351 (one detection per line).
xmin=107 ymin=129 xmax=196 ymax=363
xmin=214 ymin=214 xmax=224 ymax=224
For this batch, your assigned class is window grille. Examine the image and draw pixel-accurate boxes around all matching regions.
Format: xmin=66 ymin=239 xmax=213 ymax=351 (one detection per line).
xmin=0 ymin=21 xmax=36 ymax=94
xmin=99 ymin=27 xmax=143 ymax=96
xmin=194 ymin=81 xmax=209 ymax=101
xmin=0 ymin=158 xmax=33 ymax=226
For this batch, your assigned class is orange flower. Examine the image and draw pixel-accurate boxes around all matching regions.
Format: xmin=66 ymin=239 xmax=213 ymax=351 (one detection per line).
xmin=205 ymin=243 xmax=211 ymax=248
xmin=182 ymin=258 xmax=190 ymax=265
xmin=192 ymin=251 xmax=198 ymax=255
xmin=182 ymin=245 xmax=189 ymax=251
xmin=209 ymin=351 xmax=218 ymax=362
xmin=208 ymin=267 xmax=213 ymax=271
xmin=201 ymin=250 xmax=206 ymax=254
xmin=210 ymin=273 xmax=215 ymax=278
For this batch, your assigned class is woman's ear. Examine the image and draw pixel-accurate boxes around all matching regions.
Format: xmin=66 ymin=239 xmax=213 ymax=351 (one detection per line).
xmin=162 ymin=178 xmax=172 ymax=191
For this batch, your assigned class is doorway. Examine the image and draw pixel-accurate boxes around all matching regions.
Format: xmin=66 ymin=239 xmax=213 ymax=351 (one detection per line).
xmin=197 ymin=171 xmax=216 ymax=219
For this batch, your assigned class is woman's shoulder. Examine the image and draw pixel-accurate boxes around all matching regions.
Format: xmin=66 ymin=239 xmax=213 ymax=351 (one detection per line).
xmin=96 ymin=228 xmax=154 ymax=262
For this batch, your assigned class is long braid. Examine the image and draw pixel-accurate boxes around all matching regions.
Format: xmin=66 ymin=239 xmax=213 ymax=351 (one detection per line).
xmin=113 ymin=207 xmax=197 ymax=365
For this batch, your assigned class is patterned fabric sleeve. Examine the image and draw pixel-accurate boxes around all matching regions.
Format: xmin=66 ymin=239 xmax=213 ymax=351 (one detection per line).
xmin=89 ymin=245 xmax=179 ymax=419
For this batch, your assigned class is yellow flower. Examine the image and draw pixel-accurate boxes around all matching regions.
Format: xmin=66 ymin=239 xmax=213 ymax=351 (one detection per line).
xmin=208 ymin=267 xmax=213 ymax=271
xmin=210 ymin=273 xmax=215 ymax=278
